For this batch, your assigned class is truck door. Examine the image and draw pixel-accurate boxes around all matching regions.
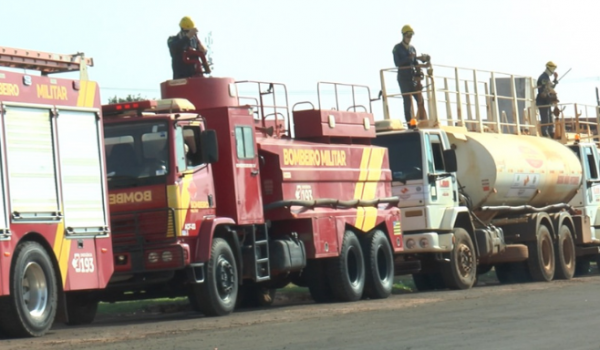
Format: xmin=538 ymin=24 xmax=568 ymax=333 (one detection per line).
xmin=231 ymin=113 xmax=263 ymax=224
xmin=423 ymin=132 xmax=455 ymax=225
xmin=174 ymin=122 xmax=216 ymax=231
xmin=581 ymin=146 xmax=600 ymax=239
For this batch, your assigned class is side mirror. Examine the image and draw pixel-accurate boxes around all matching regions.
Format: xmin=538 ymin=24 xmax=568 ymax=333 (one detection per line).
xmin=443 ymin=149 xmax=457 ymax=173
xmin=200 ymin=130 xmax=219 ymax=164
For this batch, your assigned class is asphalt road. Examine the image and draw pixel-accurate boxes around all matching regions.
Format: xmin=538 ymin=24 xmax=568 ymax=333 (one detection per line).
xmin=3 ymin=276 xmax=600 ymax=350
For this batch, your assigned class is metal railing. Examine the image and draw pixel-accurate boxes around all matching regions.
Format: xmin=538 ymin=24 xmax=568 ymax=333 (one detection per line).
xmin=315 ymin=81 xmax=373 ymax=113
xmin=379 ymin=64 xmax=539 ymax=135
xmin=549 ymin=103 xmax=600 ymax=143
xmin=235 ymin=81 xmax=290 ymax=138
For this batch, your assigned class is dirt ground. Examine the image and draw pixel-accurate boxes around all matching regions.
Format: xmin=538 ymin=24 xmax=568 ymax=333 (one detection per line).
xmin=3 ymin=274 xmax=598 ymax=349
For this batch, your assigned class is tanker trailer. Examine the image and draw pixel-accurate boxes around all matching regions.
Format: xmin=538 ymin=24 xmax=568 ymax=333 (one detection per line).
xmin=374 ymin=124 xmax=583 ymax=289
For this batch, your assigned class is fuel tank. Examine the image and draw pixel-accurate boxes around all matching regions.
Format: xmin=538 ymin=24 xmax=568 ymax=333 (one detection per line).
xmin=161 ymin=76 xmax=238 ymax=109
xmin=446 ymin=129 xmax=583 ymax=209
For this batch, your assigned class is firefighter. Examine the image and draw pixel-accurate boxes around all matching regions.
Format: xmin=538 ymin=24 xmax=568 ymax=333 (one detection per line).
xmin=167 ymin=16 xmax=208 ymax=79
xmin=536 ymin=61 xmax=559 ymax=137
xmin=392 ymin=25 xmax=430 ymax=124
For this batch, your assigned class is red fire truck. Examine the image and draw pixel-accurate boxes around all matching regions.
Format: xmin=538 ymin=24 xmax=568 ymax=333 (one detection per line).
xmin=99 ymin=75 xmax=405 ymax=315
xmin=0 ymin=47 xmax=113 ymax=337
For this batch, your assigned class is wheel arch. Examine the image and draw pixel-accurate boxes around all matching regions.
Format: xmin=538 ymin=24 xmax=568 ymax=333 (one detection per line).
xmin=213 ymin=225 xmax=243 ymax=286
xmin=551 ymin=212 xmax=576 ymax=243
xmin=452 ymin=211 xmax=478 ymax=257
xmin=10 ymin=232 xmax=67 ymax=323
xmin=536 ymin=212 xmax=556 ymax=239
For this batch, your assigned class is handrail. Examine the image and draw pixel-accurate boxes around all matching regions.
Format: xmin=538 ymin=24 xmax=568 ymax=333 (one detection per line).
xmin=235 ymin=80 xmax=291 ymax=138
xmin=316 ymin=81 xmax=373 ymax=113
xmin=379 ymin=64 xmax=539 ymax=135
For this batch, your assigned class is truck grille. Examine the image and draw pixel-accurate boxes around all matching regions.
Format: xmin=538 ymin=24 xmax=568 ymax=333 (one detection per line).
xmin=110 ymin=208 xmax=177 ymax=247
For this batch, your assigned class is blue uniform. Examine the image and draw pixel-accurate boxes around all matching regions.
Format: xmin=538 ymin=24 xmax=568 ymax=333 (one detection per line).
xmin=393 ymin=42 xmax=420 ymax=122
xmin=168 ymin=31 xmax=199 ymax=79
xmin=536 ymin=71 xmax=557 ymax=137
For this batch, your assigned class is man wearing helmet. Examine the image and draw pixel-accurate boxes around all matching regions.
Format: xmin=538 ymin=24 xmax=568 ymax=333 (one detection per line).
xmin=168 ymin=16 xmax=209 ymax=79
xmin=393 ymin=25 xmax=430 ymax=124
xmin=536 ymin=61 xmax=559 ymax=137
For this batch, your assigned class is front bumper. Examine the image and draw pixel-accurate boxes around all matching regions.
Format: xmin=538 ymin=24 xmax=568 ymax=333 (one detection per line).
xmin=403 ymin=232 xmax=454 ymax=253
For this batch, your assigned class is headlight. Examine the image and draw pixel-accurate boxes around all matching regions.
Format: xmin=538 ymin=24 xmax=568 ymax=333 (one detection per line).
xmin=419 ymin=238 xmax=430 ymax=248
xmin=148 ymin=252 xmax=159 ymax=263
xmin=162 ymin=251 xmax=173 ymax=262
xmin=406 ymin=238 xmax=416 ymax=249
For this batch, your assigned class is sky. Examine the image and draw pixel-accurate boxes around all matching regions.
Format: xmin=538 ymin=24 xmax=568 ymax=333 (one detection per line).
xmin=3 ymin=0 xmax=600 ymax=121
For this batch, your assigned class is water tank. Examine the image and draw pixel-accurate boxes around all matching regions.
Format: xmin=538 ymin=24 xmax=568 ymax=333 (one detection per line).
xmin=161 ymin=76 xmax=238 ymax=110
xmin=446 ymin=130 xmax=582 ymax=209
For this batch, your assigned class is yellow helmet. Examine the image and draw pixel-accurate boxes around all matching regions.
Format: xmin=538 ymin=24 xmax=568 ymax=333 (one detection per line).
xmin=179 ymin=16 xmax=195 ymax=30
xmin=546 ymin=61 xmax=557 ymax=69
xmin=402 ymin=25 xmax=414 ymax=35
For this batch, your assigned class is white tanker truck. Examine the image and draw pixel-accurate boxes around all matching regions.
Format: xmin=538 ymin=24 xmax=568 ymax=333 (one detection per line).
xmin=373 ymin=64 xmax=600 ymax=290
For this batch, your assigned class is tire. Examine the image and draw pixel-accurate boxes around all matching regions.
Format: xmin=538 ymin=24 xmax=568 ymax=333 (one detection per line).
xmin=495 ymin=262 xmax=531 ymax=284
xmin=441 ymin=228 xmax=477 ymax=289
xmin=412 ymin=273 xmax=446 ymax=291
xmin=188 ymin=238 xmax=238 ymax=317
xmin=236 ymin=282 xmax=276 ymax=308
xmin=362 ymin=230 xmax=394 ymax=299
xmin=306 ymin=259 xmax=334 ymax=303
xmin=526 ymin=224 xmax=555 ymax=282
xmin=64 ymin=292 xmax=99 ymax=325
xmin=574 ymin=258 xmax=591 ymax=277
xmin=554 ymin=225 xmax=575 ymax=280
xmin=0 ymin=241 xmax=58 ymax=337
xmin=327 ymin=230 xmax=366 ymax=302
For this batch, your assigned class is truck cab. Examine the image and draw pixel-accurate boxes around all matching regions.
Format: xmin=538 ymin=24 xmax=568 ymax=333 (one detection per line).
xmin=567 ymin=142 xmax=600 ymax=247
xmin=100 ymin=99 xmax=220 ymax=301
xmin=374 ymin=126 xmax=459 ymax=253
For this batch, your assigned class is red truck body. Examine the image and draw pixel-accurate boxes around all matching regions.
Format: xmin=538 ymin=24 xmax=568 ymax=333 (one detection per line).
xmin=0 ymin=47 xmax=113 ymax=337
xmin=100 ymin=75 xmax=403 ymax=315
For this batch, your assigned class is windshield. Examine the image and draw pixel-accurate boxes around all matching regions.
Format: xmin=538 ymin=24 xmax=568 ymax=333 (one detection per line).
xmin=104 ymin=121 xmax=170 ymax=188
xmin=373 ymin=132 xmax=423 ymax=182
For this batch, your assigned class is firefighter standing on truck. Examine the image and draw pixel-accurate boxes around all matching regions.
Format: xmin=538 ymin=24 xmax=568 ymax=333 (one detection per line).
xmin=536 ymin=61 xmax=559 ymax=138
xmin=392 ymin=25 xmax=429 ymax=125
xmin=168 ymin=16 xmax=208 ymax=79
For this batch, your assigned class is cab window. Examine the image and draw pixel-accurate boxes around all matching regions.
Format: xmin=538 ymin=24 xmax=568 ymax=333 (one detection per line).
xmin=235 ymin=125 xmax=255 ymax=160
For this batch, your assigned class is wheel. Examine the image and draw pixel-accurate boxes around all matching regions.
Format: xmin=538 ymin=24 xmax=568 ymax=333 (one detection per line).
xmin=326 ymin=230 xmax=366 ymax=302
xmin=0 ymin=241 xmax=58 ymax=337
xmin=441 ymin=228 xmax=477 ymax=289
xmin=412 ymin=273 xmax=446 ymax=291
xmin=64 ymin=292 xmax=99 ymax=325
xmin=362 ymin=230 xmax=394 ymax=299
xmin=554 ymin=225 xmax=575 ymax=280
xmin=574 ymin=258 xmax=591 ymax=277
xmin=235 ymin=282 xmax=276 ymax=309
xmin=188 ymin=238 xmax=238 ymax=317
xmin=495 ymin=262 xmax=531 ymax=284
xmin=526 ymin=224 xmax=555 ymax=282
xmin=306 ymin=259 xmax=334 ymax=303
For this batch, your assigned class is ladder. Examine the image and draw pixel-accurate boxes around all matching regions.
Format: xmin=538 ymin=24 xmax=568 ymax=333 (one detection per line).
xmin=0 ymin=46 xmax=93 ymax=80
xmin=249 ymin=224 xmax=270 ymax=282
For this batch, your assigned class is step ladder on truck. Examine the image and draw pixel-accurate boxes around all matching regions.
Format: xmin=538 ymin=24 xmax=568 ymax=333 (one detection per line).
xmin=0 ymin=47 xmax=113 ymax=337
xmin=373 ymin=63 xmax=600 ymax=290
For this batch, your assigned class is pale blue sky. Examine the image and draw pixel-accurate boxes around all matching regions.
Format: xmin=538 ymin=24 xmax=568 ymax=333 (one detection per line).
xmin=3 ymin=0 xmax=600 ymax=118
